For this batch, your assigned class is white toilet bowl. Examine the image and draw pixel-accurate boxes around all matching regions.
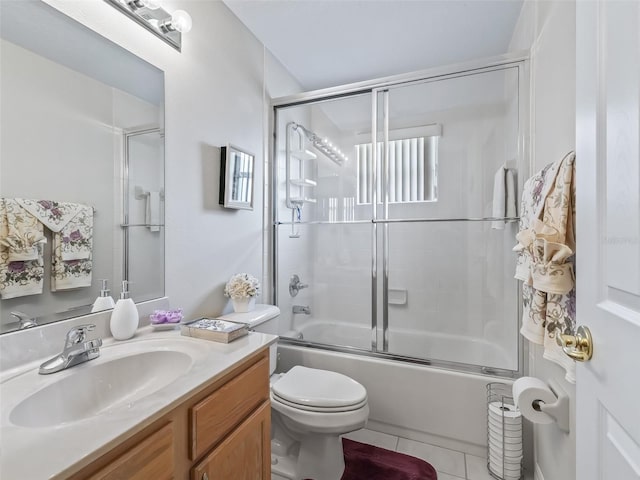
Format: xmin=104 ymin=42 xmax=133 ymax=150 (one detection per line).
xmin=217 ymin=305 xmax=369 ymax=480
xmin=270 ymin=365 xmax=369 ymax=480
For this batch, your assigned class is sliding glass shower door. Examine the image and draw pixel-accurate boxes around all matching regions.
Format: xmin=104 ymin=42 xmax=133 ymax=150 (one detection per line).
xmin=273 ymin=92 xmax=375 ymax=349
xmin=272 ymin=60 xmax=526 ymax=375
xmin=375 ymin=67 xmax=523 ymax=371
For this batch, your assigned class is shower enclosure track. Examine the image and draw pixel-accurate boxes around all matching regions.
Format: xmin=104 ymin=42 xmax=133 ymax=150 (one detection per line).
xmin=275 ymin=216 xmax=520 ymax=226
xmin=278 ymin=336 xmax=521 ymax=379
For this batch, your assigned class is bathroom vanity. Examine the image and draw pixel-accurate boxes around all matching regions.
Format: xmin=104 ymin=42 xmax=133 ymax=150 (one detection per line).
xmin=0 ymin=327 xmax=276 ymax=480
xmin=74 ymin=350 xmax=270 ymax=480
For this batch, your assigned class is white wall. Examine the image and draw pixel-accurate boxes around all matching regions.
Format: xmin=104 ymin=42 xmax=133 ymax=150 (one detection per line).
xmin=39 ymin=0 xmax=300 ymax=321
xmin=262 ymin=50 xmax=304 ymax=306
xmin=509 ymin=2 xmax=577 ymax=480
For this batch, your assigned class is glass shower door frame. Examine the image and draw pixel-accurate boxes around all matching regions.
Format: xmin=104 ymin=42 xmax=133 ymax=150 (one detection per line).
xmin=271 ymin=54 xmax=529 ymax=378
xmin=370 ymin=64 xmax=528 ymax=375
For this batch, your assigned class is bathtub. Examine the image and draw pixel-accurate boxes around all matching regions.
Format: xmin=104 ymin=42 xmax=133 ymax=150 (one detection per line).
xmin=285 ymin=319 xmax=517 ymax=371
xmin=278 ymin=321 xmax=520 ymax=457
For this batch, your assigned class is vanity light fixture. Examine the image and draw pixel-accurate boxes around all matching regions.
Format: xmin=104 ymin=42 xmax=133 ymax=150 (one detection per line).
xmin=127 ymin=0 xmax=162 ymax=10
xmin=159 ymin=9 xmax=193 ymax=34
xmin=104 ymin=0 xmax=192 ymax=51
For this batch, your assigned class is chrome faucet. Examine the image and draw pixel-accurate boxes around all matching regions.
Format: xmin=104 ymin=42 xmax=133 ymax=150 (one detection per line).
xmin=39 ymin=324 xmax=102 ymax=375
xmin=292 ymin=305 xmax=311 ymax=315
xmin=10 ymin=311 xmax=37 ymax=330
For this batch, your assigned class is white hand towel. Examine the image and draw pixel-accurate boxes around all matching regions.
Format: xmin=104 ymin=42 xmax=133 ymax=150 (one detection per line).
xmin=491 ymin=165 xmax=507 ymax=229
xmin=505 ymin=168 xmax=517 ymax=218
xmin=491 ymin=165 xmax=517 ymax=229
xmin=147 ymin=191 xmax=160 ymax=232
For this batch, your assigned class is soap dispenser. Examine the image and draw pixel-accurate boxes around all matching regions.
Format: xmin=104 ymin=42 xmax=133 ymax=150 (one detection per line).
xmin=110 ymin=280 xmax=139 ymax=340
xmin=91 ymin=279 xmax=116 ymax=313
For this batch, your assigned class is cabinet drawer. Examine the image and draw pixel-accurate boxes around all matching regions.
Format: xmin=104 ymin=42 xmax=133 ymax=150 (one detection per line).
xmin=192 ymin=401 xmax=271 ymax=480
xmin=190 ymin=355 xmax=269 ymax=460
xmin=88 ymin=423 xmax=174 ymax=480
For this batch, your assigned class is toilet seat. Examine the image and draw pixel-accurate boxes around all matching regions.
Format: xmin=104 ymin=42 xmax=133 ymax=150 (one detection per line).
xmin=271 ymin=366 xmax=367 ymax=411
xmin=272 ymin=392 xmax=368 ymax=412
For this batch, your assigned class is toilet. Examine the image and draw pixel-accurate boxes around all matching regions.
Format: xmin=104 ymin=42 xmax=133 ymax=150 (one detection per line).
xmin=217 ymin=304 xmax=369 ymax=480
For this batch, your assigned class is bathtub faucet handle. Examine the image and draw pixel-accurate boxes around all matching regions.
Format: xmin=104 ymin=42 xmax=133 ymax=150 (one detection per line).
xmin=289 ymin=274 xmax=309 ymax=297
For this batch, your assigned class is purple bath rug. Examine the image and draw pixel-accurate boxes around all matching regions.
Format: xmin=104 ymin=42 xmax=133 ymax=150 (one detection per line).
xmin=339 ymin=438 xmax=438 ymax=480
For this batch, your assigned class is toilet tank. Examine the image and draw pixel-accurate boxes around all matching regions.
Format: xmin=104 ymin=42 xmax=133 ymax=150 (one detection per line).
xmin=216 ymin=304 xmax=280 ymax=374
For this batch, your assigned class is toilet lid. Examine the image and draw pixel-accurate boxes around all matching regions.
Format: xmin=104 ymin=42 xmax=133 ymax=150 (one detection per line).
xmin=271 ymin=366 xmax=367 ymax=409
xmin=271 ymin=392 xmax=368 ymax=412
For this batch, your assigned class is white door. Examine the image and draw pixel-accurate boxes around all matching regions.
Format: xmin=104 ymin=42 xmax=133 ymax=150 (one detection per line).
xmin=576 ymin=0 xmax=640 ymax=479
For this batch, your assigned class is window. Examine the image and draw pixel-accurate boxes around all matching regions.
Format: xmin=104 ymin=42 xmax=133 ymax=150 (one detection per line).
xmin=356 ymin=135 xmax=438 ymax=204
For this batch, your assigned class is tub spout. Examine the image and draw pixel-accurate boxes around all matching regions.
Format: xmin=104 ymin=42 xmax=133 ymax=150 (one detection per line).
xmin=292 ymin=305 xmax=311 ymax=315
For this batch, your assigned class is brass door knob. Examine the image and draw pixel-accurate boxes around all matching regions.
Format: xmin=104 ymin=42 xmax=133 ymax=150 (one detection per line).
xmin=556 ymin=325 xmax=593 ymax=362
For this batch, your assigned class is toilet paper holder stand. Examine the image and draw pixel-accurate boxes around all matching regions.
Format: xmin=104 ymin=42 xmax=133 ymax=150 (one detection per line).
xmin=531 ymin=379 xmax=570 ymax=433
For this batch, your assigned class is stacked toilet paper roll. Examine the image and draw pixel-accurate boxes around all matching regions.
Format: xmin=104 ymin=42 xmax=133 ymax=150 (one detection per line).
xmin=487 ymin=401 xmax=523 ymax=480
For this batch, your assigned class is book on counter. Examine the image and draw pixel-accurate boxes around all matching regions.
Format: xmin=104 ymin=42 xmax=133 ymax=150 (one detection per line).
xmin=180 ymin=318 xmax=248 ymax=343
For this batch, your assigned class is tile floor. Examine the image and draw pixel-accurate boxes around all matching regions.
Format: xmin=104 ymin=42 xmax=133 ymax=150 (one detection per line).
xmin=342 ymin=428 xmax=498 ymax=480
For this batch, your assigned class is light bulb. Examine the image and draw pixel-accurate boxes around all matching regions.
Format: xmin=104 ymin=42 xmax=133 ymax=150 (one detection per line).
xmin=171 ymin=9 xmax=192 ymax=33
xmin=141 ymin=0 xmax=162 ymax=9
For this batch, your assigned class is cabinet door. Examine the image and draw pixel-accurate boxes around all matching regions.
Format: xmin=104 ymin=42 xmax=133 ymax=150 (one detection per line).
xmin=88 ymin=423 xmax=174 ymax=480
xmin=192 ymin=402 xmax=270 ymax=480
xmin=190 ymin=355 xmax=269 ymax=460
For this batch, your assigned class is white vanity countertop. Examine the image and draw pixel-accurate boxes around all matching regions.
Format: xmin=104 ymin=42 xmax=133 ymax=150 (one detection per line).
xmin=0 ymin=327 xmax=277 ymax=480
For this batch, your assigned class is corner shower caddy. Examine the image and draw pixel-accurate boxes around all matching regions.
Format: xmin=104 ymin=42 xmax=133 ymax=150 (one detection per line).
xmin=285 ymin=121 xmax=346 ymax=209
xmin=285 ymin=122 xmax=317 ymax=208
xmin=285 ymin=122 xmax=346 ymax=237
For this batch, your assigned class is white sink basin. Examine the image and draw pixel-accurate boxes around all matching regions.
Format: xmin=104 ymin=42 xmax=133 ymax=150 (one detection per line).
xmin=0 ymin=326 xmax=276 ymax=480
xmin=3 ymin=337 xmax=209 ymax=428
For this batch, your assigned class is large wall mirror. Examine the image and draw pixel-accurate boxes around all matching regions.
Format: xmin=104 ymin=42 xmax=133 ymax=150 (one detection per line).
xmin=0 ymin=0 xmax=165 ymax=334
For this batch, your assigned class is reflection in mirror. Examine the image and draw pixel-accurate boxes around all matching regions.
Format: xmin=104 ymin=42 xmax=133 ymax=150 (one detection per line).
xmin=124 ymin=129 xmax=165 ymax=303
xmin=0 ymin=1 xmax=165 ymax=334
xmin=219 ymin=145 xmax=255 ymax=210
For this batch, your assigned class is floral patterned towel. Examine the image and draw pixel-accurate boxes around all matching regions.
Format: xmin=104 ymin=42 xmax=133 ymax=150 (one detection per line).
xmin=15 ymin=199 xmax=94 ymax=292
xmin=0 ymin=199 xmax=46 ymax=299
xmin=514 ymin=152 xmax=576 ymax=383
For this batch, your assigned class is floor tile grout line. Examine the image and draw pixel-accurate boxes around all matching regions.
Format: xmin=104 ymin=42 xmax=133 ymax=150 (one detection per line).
xmin=464 ymin=452 xmax=468 ymax=479
xmin=397 ymin=434 xmax=469 ymax=460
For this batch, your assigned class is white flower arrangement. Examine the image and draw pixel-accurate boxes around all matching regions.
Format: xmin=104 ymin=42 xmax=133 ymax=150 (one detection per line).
xmin=224 ymin=273 xmax=260 ymax=299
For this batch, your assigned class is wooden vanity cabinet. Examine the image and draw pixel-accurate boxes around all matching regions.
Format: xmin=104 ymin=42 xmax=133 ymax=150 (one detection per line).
xmin=192 ymin=402 xmax=271 ymax=480
xmin=70 ymin=349 xmax=271 ymax=480
xmin=86 ymin=423 xmax=175 ymax=480
xmin=190 ymin=355 xmax=269 ymax=460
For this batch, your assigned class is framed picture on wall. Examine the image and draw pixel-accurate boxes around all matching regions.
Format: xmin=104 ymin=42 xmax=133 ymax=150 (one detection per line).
xmin=219 ymin=144 xmax=255 ymax=210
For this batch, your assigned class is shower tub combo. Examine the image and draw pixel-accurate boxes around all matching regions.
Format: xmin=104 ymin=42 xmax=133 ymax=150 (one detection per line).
xmin=270 ymin=53 xmax=529 ymax=455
